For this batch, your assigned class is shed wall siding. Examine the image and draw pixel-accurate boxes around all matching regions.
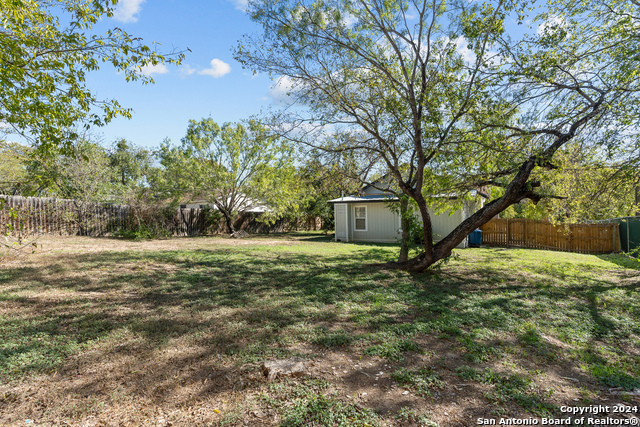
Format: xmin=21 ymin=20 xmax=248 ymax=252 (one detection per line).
xmin=349 ymin=203 xmax=400 ymax=242
xmin=429 ymin=208 xmax=467 ymax=248
xmin=334 ymin=204 xmax=347 ymax=241
xmin=335 ymin=201 xmax=476 ymax=248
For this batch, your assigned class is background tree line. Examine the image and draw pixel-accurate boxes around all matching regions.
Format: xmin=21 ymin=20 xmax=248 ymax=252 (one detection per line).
xmin=2 ymin=118 xmax=636 ymax=238
xmin=0 ymin=118 xmax=362 ymax=236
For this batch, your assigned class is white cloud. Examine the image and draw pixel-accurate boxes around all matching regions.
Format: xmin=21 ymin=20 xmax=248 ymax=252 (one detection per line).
xmin=453 ymin=37 xmax=476 ymax=64
xmin=137 ymin=63 xmax=169 ymax=76
xmin=434 ymin=37 xmax=477 ymax=64
xmin=269 ymin=75 xmax=296 ymax=104
xmin=113 ymin=0 xmax=146 ymax=23
xmin=341 ymin=13 xmax=358 ymax=27
xmin=198 ymin=59 xmax=232 ymax=78
xmin=231 ymin=0 xmax=248 ymax=11
xmin=180 ymin=65 xmax=197 ymax=76
xmin=439 ymin=36 xmax=504 ymax=67
xmin=537 ymin=15 xmax=566 ymax=37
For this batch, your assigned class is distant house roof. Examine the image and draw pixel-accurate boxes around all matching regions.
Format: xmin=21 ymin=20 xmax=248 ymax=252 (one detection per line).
xmin=183 ymin=194 xmax=269 ymax=213
xmin=360 ymin=174 xmax=396 ymax=193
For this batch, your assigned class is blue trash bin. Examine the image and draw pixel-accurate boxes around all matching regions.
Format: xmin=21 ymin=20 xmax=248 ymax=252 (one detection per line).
xmin=469 ymin=229 xmax=482 ymax=247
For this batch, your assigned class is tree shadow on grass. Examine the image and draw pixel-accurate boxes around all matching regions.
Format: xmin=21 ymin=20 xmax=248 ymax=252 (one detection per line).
xmin=0 ymin=244 xmax=639 ymax=424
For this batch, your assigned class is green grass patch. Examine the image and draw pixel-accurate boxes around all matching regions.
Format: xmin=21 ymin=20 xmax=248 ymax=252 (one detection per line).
xmin=392 ymin=366 xmax=444 ymax=396
xmin=363 ymin=336 xmax=420 ymax=361
xmin=519 ymin=323 xmax=543 ymax=346
xmin=587 ymin=364 xmax=640 ymax=390
xmin=312 ymin=329 xmax=355 ymax=348
xmin=395 ymin=407 xmax=438 ymax=426
xmin=455 ymin=365 xmax=557 ymax=416
xmin=264 ymin=379 xmax=380 ymax=427
xmin=459 ymin=336 xmax=503 ymax=363
xmin=455 ymin=365 xmax=497 ymax=384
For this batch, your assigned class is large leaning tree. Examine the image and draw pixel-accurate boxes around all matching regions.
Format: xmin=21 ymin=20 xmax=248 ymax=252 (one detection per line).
xmin=235 ymin=0 xmax=640 ymax=271
xmin=0 ymin=0 xmax=184 ymax=152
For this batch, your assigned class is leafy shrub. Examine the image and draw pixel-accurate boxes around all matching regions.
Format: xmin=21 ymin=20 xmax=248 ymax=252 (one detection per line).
xmin=115 ymin=198 xmax=175 ymax=240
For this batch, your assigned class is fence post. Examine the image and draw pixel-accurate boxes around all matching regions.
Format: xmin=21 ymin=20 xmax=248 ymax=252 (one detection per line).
xmin=27 ymin=197 xmax=32 ymax=236
xmin=9 ymin=196 xmax=15 ymax=235
xmin=568 ymin=225 xmax=573 ymax=252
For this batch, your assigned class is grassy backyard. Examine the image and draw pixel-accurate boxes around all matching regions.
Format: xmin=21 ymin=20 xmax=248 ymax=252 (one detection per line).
xmin=0 ymin=234 xmax=639 ymax=426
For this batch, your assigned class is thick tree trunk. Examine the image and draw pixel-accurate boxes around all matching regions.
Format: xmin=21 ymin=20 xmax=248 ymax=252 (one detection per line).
xmin=391 ymin=158 xmax=543 ymax=272
xmin=400 ymin=190 xmax=438 ymax=271
xmin=392 ymin=91 xmax=601 ymax=273
xmin=222 ymin=210 xmax=236 ymax=234
xmin=397 ymin=197 xmax=410 ymax=263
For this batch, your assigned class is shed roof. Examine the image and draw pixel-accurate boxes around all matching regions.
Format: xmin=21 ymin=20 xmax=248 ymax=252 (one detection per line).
xmin=328 ymin=189 xmax=487 ymax=204
xmin=327 ymin=195 xmax=398 ymax=204
xmin=183 ymin=194 xmax=270 ymax=213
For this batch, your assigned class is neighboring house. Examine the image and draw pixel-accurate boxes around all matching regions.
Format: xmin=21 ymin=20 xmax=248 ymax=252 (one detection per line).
xmin=181 ymin=195 xmax=269 ymax=213
xmin=328 ymin=183 xmax=485 ymax=249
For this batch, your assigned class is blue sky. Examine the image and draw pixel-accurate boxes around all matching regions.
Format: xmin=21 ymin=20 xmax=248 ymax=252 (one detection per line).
xmin=88 ymin=0 xmax=540 ymax=151
xmin=87 ymin=0 xmax=282 ymax=149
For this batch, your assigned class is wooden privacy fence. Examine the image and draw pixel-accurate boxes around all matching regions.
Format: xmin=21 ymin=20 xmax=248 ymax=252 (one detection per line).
xmin=480 ymin=218 xmax=619 ymax=254
xmin=1 ymin=195 xmax=321 ymax=238
xmin=588 ymin=217 xmax=640 ymax=254
xmin=0 ymin=195 xmax=129 ymax=237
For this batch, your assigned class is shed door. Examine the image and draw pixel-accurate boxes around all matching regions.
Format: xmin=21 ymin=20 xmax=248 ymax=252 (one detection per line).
xmin=334 ymin=204 xmax=347 ymax=241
